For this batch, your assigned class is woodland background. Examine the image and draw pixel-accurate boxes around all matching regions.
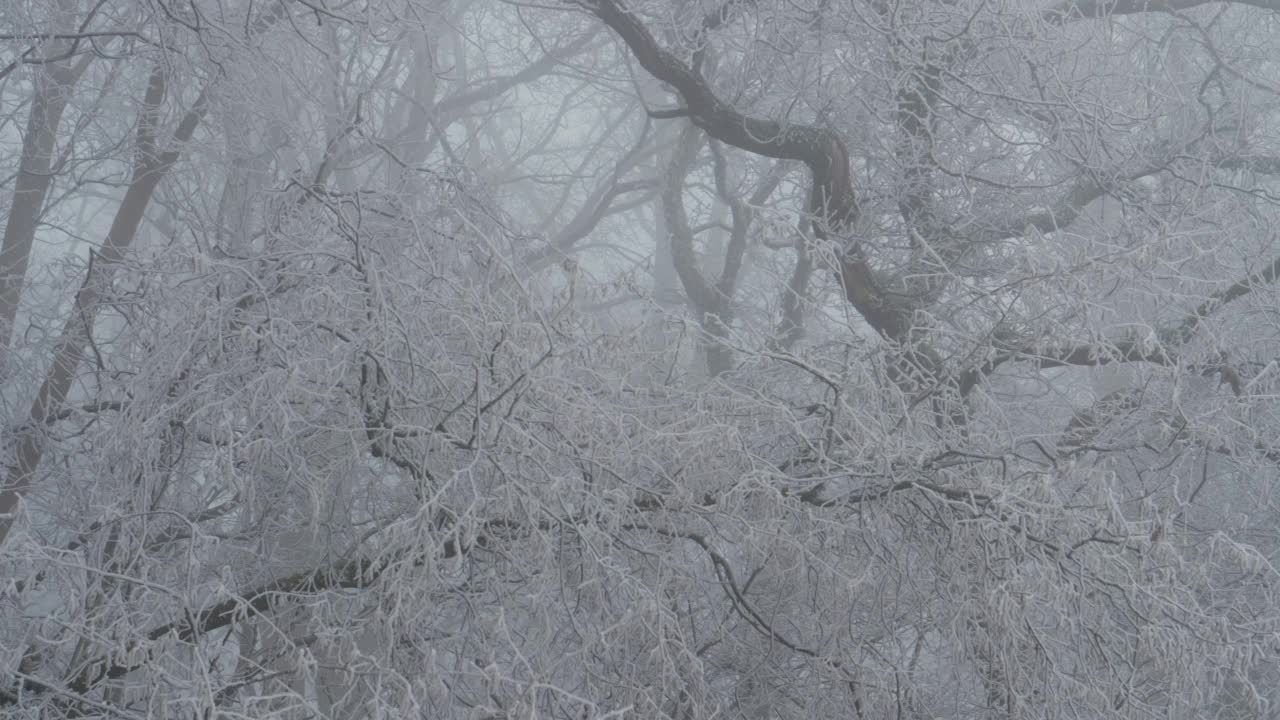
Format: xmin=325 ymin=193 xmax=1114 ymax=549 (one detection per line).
xmin=1 ymin=0 xmax=1280 ymax=717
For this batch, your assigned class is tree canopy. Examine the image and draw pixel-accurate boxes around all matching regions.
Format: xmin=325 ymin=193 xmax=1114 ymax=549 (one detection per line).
xmin=1 ymin=0 xmax=1279 ymax=717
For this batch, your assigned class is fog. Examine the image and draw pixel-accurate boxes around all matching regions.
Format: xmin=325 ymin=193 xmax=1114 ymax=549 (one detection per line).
xmin=1 ymin=0 xmax=1278 ymax=717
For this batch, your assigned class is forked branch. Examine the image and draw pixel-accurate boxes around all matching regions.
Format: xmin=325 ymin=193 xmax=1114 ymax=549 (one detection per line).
xmin=590 ymin=0 xmax=911 ymax=338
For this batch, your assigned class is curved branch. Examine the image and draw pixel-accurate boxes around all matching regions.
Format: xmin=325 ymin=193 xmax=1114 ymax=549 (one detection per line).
xmin=592 ymin=0 xmax=912 ymax=338
xmin=593 ymin=0 xmax=824 ymax=161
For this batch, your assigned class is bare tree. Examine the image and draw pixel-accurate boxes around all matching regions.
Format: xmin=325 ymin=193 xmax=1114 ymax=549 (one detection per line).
xmin=2 ymin=0 xmax=1279 ymax=717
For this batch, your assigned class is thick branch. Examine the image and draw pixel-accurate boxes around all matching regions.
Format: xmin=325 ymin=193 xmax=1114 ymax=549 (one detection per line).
xmin=986 ymin=252 xmax=1280 ymax=381
xmin=1003 ymin=337 xmax=1175 ymax=370
xmin=972 ymin=167 xmax=1160 ymax=244
xmin=709 ymin=141 xmax=786 ymax=300
xmin=0 ymin=73 xmax=211 ymax=547
xmin=593 ymin=0 xmax=912 ymax=338
xmin=774 ymin=218 xmax=814 ymax=350
xmin=1043 ymin=0 xmax=1280 ymax=22
xmin=1173 ymin=253 xmax=1280 ymax=344
xmin=0 ymin=545 xmax=452 ymax=706
xmin=0 ymin=0 xmax=94 ymax=350
xmin=664 ymin=124 xmax=718 ymax=313
xmin=594 ymin=0 xmax=824 ymax=161
xmin=1215 ymin=154 xmax=1280 ymax=175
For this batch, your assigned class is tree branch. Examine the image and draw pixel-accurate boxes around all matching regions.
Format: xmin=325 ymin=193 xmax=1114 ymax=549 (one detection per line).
xmin=591 ymin=0 xmax=911 ymax=338
xmin=433 ymin=32 xmax=597 ymax=118
xmin=1043 ymin=0 xmax=1280 ymax=22
xmin=2 ymin=537 xmax=468 ymax=708
xmin=983 ymin=251 xmax=1280 ymax=381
